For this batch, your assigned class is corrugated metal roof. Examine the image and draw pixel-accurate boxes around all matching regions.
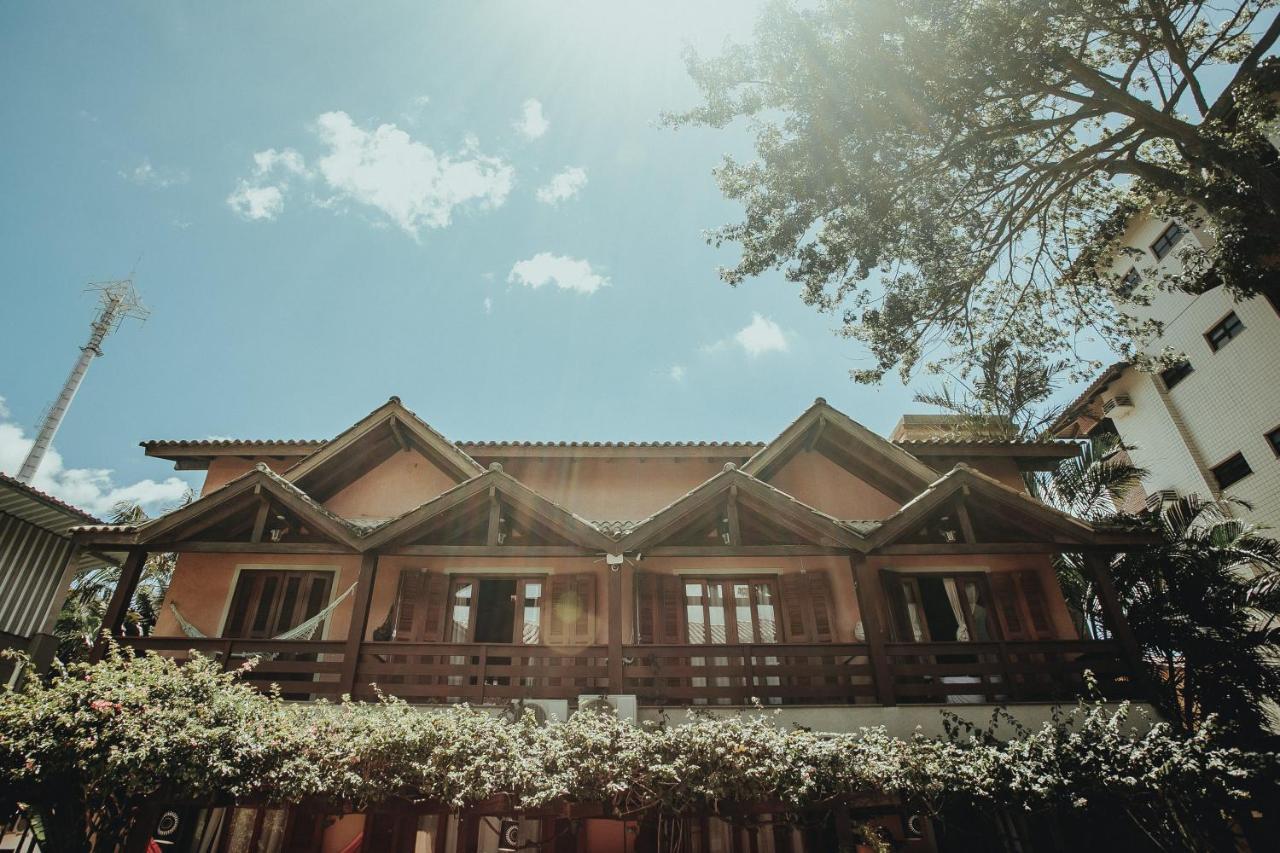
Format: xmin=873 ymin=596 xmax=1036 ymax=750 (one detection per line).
xmin=0 ymin=473 xmax=100 ymax=534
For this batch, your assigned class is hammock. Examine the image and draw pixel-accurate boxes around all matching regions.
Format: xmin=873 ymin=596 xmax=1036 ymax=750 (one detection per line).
xmin=168 ymin=582 xmax=359 ymax=649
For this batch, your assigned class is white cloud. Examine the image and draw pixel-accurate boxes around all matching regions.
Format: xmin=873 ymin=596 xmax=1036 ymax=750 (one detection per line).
xmin=0 ymin=417 xmax=189 ymax=518
xmin=515 ymin=98 xmax=549 ymax=140
xmin=669 ymin=365 xmax=686 ymax=382
xmin=227 ymin=182 xmax=284 ymax=221
xmin=483 ymin=297 xmax=493 ymax=314
xmin=508 ymin=253 xmax=608 ymax=295
xmin=313 ymin=111 xmax=514 ymax=237
xmin=734 ymin=313 xmax=789 ymax=356
xmin=0 ymin=396 xmax=8 ymax=419
xmin=226 ymin=147 xmax=309 ymax=221
xmin=536 ymin=166 xmax=587 ymax=205
xmin=120 ymin=158 xmax=189 ymax=188
xmin=252 ymin=147 xmax=308 ymax=177
xmin=230 ymin=112 xmax=513 ymax=237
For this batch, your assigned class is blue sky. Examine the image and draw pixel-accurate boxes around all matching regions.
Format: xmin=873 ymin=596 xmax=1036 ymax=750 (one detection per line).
xmin=0 ymin=1 xmax=1096 ymax=517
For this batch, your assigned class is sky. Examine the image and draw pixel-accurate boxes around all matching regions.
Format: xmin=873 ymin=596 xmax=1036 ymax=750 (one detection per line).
xmin=0 ymin=1 xmax=1095 ymax=518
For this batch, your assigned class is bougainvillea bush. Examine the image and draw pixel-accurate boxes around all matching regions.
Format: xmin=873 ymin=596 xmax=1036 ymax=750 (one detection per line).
xmin=0 ymin=647 xmax=1273 ymax=852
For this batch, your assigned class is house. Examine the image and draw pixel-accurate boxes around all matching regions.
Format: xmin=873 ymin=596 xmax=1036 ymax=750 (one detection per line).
xmin=0 ymin=472 xmax=108 ymax=685
xmin=67 ymin=397 xmax=1151 ymax=853
xmin=1050 ymin=207 xmax=1280 ymax=532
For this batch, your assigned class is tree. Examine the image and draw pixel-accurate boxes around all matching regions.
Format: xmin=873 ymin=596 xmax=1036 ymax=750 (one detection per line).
xmin=53 ymin=496 xmax=189 ymax=663
xmin=913 ymin=339 xmax=1069 ymax=439
xmin=1028 ymin=442 xmax=1280 ymax=739
xmin=1112 ymin=497 xmax=1280 ymax=738
xmin=668 ymin=0 xmax=1280 ymax=384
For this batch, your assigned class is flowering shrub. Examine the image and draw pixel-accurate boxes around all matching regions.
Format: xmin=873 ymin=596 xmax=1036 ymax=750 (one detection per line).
xmin=0 ymin=647 xmax=1273 ymax=851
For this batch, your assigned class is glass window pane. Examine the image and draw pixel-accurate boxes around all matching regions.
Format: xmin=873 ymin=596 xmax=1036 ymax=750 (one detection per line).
xmin=755 ymin=583 xmax=777 ymax=644
xmin=733 ymin=583 xmax=755 ymax=644
xmin=706 ymin=582 xmax=727 ymax=644
xmin=449 ymin=581 xmax=473 ymax=643
xmin=685 ymin=582 xmax=706 ymax=644
xmin=963 ymin=580 xmax=993 ymax=641
xmin=521 ymin=582 xmax=542 ymax=645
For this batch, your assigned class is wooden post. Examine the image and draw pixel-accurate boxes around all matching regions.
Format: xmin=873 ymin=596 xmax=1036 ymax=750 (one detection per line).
xmin=339 ymin=551 xmax=380 ymax=697
xmin=850 ymin=554 xmax=895 ymax=705
xmin=1083 ymin=551 xmax=1144 ymax=675
xmin=90 ymin=548 xmax=147 ymax=662
xmin=607 ymin=555 xmax=624 ymax=693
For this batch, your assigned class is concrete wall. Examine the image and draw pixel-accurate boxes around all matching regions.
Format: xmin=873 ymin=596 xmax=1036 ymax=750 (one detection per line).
xmin=1103 ymin=211 xmax=1280 ymax=534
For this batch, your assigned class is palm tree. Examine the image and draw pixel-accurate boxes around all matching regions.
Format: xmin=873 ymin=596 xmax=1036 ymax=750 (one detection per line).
xmin=53 ymin=494 xmax=190 ymax=663
xmin=1112 ymin=498 xmax=1280 ymax=738
xmin=1030 ymin=440 xmax=1280 ymax=738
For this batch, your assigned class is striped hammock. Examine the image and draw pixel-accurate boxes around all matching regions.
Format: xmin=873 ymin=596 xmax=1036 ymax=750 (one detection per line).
xmin=168 ymin=582 xmax=359 ymax=645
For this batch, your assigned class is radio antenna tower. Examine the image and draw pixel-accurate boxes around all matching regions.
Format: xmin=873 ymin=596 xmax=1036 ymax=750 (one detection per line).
xmin=17 ymin=279 xmax=149 ymax=484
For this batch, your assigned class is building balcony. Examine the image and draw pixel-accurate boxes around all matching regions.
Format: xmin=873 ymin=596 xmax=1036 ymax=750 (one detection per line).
xmin=117 ymin=635 xmax=1138 ymax=711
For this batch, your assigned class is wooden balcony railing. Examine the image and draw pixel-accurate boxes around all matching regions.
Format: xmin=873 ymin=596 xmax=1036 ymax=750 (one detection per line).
xmin=622 ymin=643 xmax=877 ymax=705
xmin=118 ymin=637 xmax=1136 ymax=707
xmin=352 ymin=642 xmax=611 ymax=703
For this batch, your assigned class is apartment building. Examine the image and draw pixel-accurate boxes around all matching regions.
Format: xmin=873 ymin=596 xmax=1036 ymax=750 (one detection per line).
xmin=1052 ymin=210 xmax=1280 ymax=533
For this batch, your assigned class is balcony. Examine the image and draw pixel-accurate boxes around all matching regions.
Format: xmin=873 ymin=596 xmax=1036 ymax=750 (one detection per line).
xmin=118 ymin=636 xmax=1137 ymax=707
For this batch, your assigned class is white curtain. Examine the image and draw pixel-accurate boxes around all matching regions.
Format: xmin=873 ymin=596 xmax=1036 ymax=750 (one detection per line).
xmin=942 ymin=578 xmax=969 ymax=641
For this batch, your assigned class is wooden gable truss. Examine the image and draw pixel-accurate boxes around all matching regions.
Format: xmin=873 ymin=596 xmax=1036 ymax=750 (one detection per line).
xmin=282 ymin=397 xmax=484 ymax=503
xmin=742 ymin=398 xmax=939 ymax=504
xmin=132 ymin=465 xmax=361 ymax=551
xmin=359 ymin=466 xmax=617 ymax=554
xmin=619 ymin=467 xmax=868 ymax=555
xmin=866 ymin=464 xmax=1148 ymax=554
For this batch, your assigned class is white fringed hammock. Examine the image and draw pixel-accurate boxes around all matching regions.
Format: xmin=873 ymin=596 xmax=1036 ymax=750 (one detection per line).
xmin=167 ymin=582 xmax=359 ymax=653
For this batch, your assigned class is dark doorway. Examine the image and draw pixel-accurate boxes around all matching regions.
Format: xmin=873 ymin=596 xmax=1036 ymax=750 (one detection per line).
xmin=474 ymin=579 xmax=517 ymax=643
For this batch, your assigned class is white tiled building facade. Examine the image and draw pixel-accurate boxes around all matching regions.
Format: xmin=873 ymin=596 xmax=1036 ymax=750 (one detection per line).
xmin=1054 ymin=211 xmax=1280 ymax=536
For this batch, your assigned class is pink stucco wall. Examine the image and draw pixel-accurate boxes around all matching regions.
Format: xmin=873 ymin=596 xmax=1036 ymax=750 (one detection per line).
xmin=323 ymin=451 xmax=459 ymax=521
xmin=496 ymin=457 xmax=728 ymax=521
xmin=767 ymin=450 xmax=903 ymax=519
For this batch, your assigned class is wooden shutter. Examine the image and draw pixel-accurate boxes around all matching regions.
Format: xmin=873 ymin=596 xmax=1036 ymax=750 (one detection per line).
xmin=990 ymin=572 xmax=1028 ymax=640
xmin=545 ymin=573 xmax=597 ymax=647
xmin=779 ymin=571 xmax=834 ymax=643
xmin=806 ymin=571 xmax=835 ymax=642
xmin=419 ymin=572 xmax=451 ymax=641
xmin=636 ymin=571 xmax=684 ymax=644
xmin=389 ymin=569 xmax=450 ymax=642
xmin=880 ymin=570 xmax=914 ymax=642
xmin=1016 ymin=570 xmax=1055 ymax=639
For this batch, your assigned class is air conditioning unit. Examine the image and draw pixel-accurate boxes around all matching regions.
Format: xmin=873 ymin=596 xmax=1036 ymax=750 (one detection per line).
xmin=498 ymin=698 xmax=568 ymax=725
xmin=1144 ymin=489 xmax=1178 ymax=513
xmin=1102 ymin=394 xmax=1135 ymax=418
xmin=576 ymin=693 xmax=638 ymax=723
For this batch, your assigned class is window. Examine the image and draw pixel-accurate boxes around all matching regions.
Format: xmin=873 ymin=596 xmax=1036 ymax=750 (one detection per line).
xmin=1211 ymin=452 xmax=1253 ymax=490
xmin=683 ymin=577 xmax=779 ymax=645
xmin=1159 ymin=360 xmax=1194 ymax=390
xmin=446 ymin=576 xmax=544 ymax=644
xmin=1118 ymin=267 xmax=1141 ymax=298
xmin=223 ymin=569 xmax=332 ymax=639
xmin=1150 ymin=221 xmax=1186 ymax=260
xmin=1266 ymin=426 xmax=1280 ymax=457
xmin=884 ymin=572 xmax=996 ymax=643
xmin=1205 ymin=311 xmax=1245 ymax=351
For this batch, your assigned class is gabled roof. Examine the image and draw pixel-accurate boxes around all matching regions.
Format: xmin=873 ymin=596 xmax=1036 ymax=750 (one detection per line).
xmin=118 ymin=464 xmax=363 ymax=549
xmin=359 ymin=465 xmax=617 ymax=552
xmin=867 ymin=463 xmax=1097 ymax=550
xmin=742 ymin=398 xmax=938 ymax=501
xmin=284 ymin=397 xmax=484 ymax=494
xmin=618 ymin=464 xmax=868 ymax=553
